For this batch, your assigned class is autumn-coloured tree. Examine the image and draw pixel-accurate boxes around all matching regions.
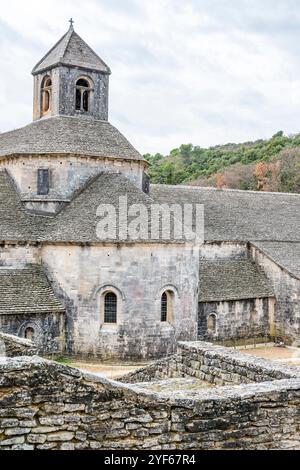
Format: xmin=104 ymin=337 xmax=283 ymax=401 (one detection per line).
xmin=216 ymin=173 xmax=228 ymax=189
xmin=255 ymin=162 xmax=270 ymax=191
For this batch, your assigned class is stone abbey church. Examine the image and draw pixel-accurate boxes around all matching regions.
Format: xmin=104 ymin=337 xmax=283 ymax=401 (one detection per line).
xmin=0 ymin=24 xmax=300 ymax=360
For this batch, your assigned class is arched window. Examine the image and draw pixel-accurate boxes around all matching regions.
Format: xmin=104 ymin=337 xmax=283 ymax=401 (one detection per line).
xmin=161 ymin=291 xmax=174 ymax=323
xmin=75 ymin=78 xmax=92 ymax=112
xmin=207 ymin=314 xmax=217 ymax=334
xmin=41 ymin=76 xmax=52 ymax=115
xmin=104 ymin=292 xmax=117 ymax=324
xmin=24 ymin=327 xmax=35 ymax=342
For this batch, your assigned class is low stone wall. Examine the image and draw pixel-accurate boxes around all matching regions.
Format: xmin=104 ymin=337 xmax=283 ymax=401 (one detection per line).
xmin=121 ymin=341 xmax=299 ymax=386
xmin=0 ymin=355 xmax=300 ymax=450
xmin=0 ymin=332 xmax=37 ymax=357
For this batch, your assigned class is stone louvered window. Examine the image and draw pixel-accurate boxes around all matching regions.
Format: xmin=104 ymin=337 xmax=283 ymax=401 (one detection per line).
xmin=75 ymin=78 xmax=92 ymax=112
xmin=41 ymin=77 xmax=52 ymax=115
xmin=104 ymin=292 xmax=117 ymax=324
xmin=37 ymin=169 xmax=50 ymax=195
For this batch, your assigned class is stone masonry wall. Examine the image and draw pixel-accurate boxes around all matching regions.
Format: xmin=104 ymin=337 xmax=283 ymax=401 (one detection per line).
xmin=0 ymin=332 xmax=37 ymax=357
xmin=2 ymin=154 xmax=145 ymax=203
xmin=251 ymin=245 xmax=300 ymax=344
xmin=198 ymin=298 xmax=272 ymax=342
xmin=0 ymin=313 xmax=65 ymax=356
xmin=41 ymin=243 xmax=199 ymax=360
xmin=121 ymin=342 xmax=299 ymax=386
xmin=0 ymin=354 xmax=300 ymax=450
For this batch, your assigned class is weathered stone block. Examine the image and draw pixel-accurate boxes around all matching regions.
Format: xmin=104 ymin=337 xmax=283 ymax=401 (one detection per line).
xmin=39 ymin=416 xmax=64 ymax=426
xmin=60 ymin=443 xmax=75 ymax=450
xmin=47 ymin=432 xmax=75 ymax=442
xmin=27 ymin=434 xmax=47 ymax=444
xmin=0 ymin=436 xmax=25 ymax=446
xmin=5 ymin=427 xmax=31 ymax=436
xmin=0 ymin=419 xmax=19 ymax=428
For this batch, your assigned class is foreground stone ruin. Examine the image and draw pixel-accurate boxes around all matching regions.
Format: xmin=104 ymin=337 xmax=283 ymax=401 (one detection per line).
xmin=0 ymin=339 xmax=300 ymax=450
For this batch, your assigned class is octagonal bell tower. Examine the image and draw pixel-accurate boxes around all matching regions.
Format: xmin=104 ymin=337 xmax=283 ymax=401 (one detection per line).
xmin=32 ymin=20 xmax=111 ymax=121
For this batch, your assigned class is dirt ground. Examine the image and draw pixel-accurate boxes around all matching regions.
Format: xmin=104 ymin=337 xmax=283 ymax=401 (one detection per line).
xmin=70 ymin=361 xmax=148 ymax=380
xmin=240 ymin=345 xmax=300 ymax=366
xmin=69 ymin=345 xmax=300 ymax=379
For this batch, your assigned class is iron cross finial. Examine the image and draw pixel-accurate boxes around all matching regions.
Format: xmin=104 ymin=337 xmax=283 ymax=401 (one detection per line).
xmin=69 ymin=18 xmax=74 ymax=29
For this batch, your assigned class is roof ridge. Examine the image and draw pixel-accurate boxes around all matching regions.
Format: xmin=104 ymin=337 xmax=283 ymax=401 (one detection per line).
xmin=250 ymin=241 xmax=300 ymax=281
xmin=153 ymin=184 xmax=300 ymax=197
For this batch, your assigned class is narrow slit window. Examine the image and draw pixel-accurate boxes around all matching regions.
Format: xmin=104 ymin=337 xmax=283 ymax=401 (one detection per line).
xmin=41 ymin=77 xmax=52 ymax=115
xmin=161 ymin=293 xmax=168 ymax=322
xmin=76 ymin=88 xmax=82 ymax=110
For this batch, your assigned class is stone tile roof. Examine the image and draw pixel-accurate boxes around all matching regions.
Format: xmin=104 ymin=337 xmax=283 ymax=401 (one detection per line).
xmin=47 ymin=172 xmax=156 ymax=243
xmin=199 ymin=260 xmax=274 ymax=302
xmin=1 ymin=166 xmax=300 ymax=247
xmin=253 ymin=241 xmax=300 ymax=280
xmin=32 ymin=26 xmax=111 ymax=75
xmin=0 ymin=170 xmax=168 ymax=243
xmin=0 ymin=116 xmax=145 ymax=162
xmin=151 ymin=185 xmax=300 ymax=242
xmin=0 ymin=266 xmax=65 ymax=315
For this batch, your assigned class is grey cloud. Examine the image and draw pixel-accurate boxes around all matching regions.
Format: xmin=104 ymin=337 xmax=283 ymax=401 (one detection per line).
xmin=1 ymin=0 xmax=300 ymax=154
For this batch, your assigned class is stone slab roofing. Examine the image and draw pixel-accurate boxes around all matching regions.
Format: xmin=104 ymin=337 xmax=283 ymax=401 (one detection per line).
xmin=199 ymin=260 xmax=274 ymax=302
xmin=0 ymin=170 xmax=176 ymax=243
xmin=151 ymin=185 xmax=300 ymax=242
xmin=32 ymin=26 xmax=110 ymax=75
xmin=0 ymin=266 xmax=65 ymax=315
xmin=0 ymin=116 xmax=144 ymax=162
xmin=253 ymin=241 xmax=300 ymax=280
xmin=1 ymin=169 xmax=300 ymax=245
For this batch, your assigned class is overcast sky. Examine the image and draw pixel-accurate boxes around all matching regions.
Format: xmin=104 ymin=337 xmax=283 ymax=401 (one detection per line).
xmin=1 ymin=0 xmax=300 ymax=154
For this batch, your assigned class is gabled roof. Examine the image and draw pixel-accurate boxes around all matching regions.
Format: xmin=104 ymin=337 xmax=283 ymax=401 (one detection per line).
xmin=0 ymin=266 xmax=65 ymax=315
xmin=0 ymin=116 xmax=145 ymax=162
xmin=199 ymin=260 xmax=274 ymax=302
xmin=32 ymin=26 xmax=111 ymax=75
xmin=151 ymin=184 xmax=300 ymax=243
xmin=252 ymin=241 xmax=300 ymax=280
xmin=0 ymin=170 xmax=181 ymax=244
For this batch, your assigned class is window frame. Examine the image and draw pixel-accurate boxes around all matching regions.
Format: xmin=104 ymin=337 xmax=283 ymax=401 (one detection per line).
xmin=24 ymin=327 xmax=35 ymax=341
xmin=75 ymin=77 xmax=93 ymax=113
xmin=37 ymin=168 xmax=50 ymax=196
xmin=104 ymin=291 xmax=118 ymax=324
xmin=160 ymin=289 xmax=175 ymax=324
xmin=41 ymin=76 xmax=52 ymax=115
xmin=207 ymin=313 xmax=217 ymax=334
xmin=98 ymin=285 xmax=124 ymax=329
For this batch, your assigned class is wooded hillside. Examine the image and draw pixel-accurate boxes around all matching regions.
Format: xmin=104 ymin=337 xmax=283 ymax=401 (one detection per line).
xmin=145 ymin=131 xmax=300 ymax=192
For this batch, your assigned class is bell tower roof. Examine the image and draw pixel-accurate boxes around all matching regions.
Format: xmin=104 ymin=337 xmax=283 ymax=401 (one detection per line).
xmin=32 ymin=21 xmax=111 ymax=76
